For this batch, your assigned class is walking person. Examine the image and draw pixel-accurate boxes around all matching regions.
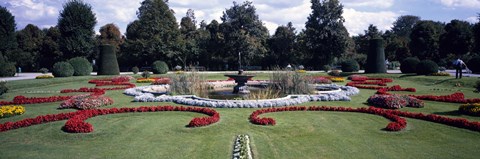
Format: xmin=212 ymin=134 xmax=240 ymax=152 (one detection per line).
xmin=454 ymin=58 xmax=466 ymax=79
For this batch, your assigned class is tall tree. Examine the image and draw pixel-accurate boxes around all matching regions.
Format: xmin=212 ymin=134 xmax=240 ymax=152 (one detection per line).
xmin=409 ymin=20 xmax=445 ymax=60
xmin=124 ymin=0 xmax=180 ymax=66
xmin=392 ymin=15 xmax=421 ymax=41
xmin=267 ymin=22 xmax=296 ymax=67
xmin=58 ymin=0 xmax=97 ymax=59
xmin=13 ymin=24 xmax=44 ymax=71
xmin=354 ymin=24 xmax=383 ymax=55
xmin=473 ymin=15 xmax=480 ymax=55
xmin=39 ymin=26 xmax=62 ymax=68
xmin=0 ymin=6 xmax=17 ymax=55
xmin=439 ymin=20 xmax=473 ymax=57
xmin=178 ymin=9 xmax=199 ymax=68
xmin=304 ymin=0 xmax=349 ymax=68
xmin=220 ymin=1 xmax=269 ymax=68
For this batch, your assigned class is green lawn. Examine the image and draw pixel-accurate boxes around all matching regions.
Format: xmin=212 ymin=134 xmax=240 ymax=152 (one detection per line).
xmin=1 ymin=73 xmax=479 ymax=159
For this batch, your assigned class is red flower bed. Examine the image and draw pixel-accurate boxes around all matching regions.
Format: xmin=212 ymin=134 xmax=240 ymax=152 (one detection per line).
xmin=367 ymin=94 xmax=424 ymax=109
xmin=152 ymin=78 xmax=171 ymax=85
xmin=250 ymin=106 xmax=480 ymax=132
xmin=0 ymin=106 xmax=220 ymax=133
xmin=59 ymin=94 xmax=114 ymax=110
xmin=408 ymin=92 xmax=480 ymax=104
xmin=249 ymin=106 xmax=407 ymax=131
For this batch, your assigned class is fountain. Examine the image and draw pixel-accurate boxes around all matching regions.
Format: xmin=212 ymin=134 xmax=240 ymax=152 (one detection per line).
xmin=224 ymin=69 xmax=255 ymax=94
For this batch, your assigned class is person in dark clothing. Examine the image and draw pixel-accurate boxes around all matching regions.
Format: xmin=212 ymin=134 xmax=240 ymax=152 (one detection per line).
xmin=454 ymin=58 xmax=466 ymax=79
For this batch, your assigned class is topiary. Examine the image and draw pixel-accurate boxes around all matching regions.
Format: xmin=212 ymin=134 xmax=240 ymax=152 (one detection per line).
xmin=467 ymin=56 xmax=480 ymax=73
xmin=98 ymin=45 xmax=120 ymax=75
xmin=341 ymin=59 xmax=359 ymax=72
xmin=322 ymin=65 xmax=331 ymax=72
xmin=152 ymin=60 xmax=169 ymax=74
xmin=52 ymin=62 xmax=74 ymax=77
xmin=68 ymin=57 xmax=92 ymax=76
xmin=416 ymin=60 xmax=438 ymax=75
xmin=365 ymin=39 xmax=387 ymax=73
xmin=0 ymin=62 xmax=16 ymax=77
xmin=0 ymin=80 xmax=8 ymax=96
xmin=400 ymin=57 xmax=420 ymax=73
xmin=132 ymin=66 xmax=139 ymax=74
xmin=142 ymin=70 xmax=150 ymax=78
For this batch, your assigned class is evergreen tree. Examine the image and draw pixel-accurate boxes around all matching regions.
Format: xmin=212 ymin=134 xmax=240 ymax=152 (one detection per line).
xmin=267 ymin=22 xmax=296 ymax=67
xmin=304 ymin=0 xmax=349 ymax=68
xmin=0 ymin=6 xmax=17 ymax=55
xmin=220 ymin=1 xmax=269 ymax=68
xmin=409 ymin=20 xmax=445 ymax=60
xmin=58 ymin=0 xmax=97 ymax=59
xmin=13 ymin=24 xmax=44 ymax=71
xmin=124 ymin=0 xmax=180 ymax=66
xmin=439 ymin=20 xmax=473 ymax=57
xmin=178 ymin=9 xmax=200 ymax=68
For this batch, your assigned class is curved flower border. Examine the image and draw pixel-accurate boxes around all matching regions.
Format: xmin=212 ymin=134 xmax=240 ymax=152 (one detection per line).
xmin=0 ymin=106 xmax=219 ymax=133
xmin=124 ymin=84 xmax=360 ymax=108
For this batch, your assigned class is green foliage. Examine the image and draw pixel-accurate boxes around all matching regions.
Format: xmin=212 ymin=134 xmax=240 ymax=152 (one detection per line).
xmin=98 ymin=45 xmax=120 ymax=75
xmin=365 ymin=39 xmax=387 ymax=73
xmin=39 ymin=68 xmax=49 ymax=74
xmin=409 ymin=20 xmax=444 ymax=60
xmin=467 ymin=56 xmax=480 ymax=73
xmin=58 ymin=0 xmax=97 ymax=59
xmin=267 ymin=22 xmax=296 ymax=67
xmin=178 ymin=9 xmax=200 ymax=68
xmin=322 ymin=65 xmax=331 ymax=72
xmin=270 ymin=70 xmax=313 ymax=94
xmin=151 ymin=60 xmax=169 ymax=74
xmin=0 ymin=61 xmax=16 ymax=77
xmin=341 ymin=59 xmax=359 ymax=72
xmin=304 ymin=0 xmax=348 ymax=68
xmin=68 ymin=57 xmax=92 ymax=76
xmin=169 ymin=71 xmax=208 ymax=96
xmin=11 ymin=24 xmax=44 ymax=71
xmin=132 ymin=66 xmax=139 ymax=74
xmin=99 ymin=23 xmax=123 ymax=47
xmin=141 ymin=70 xmax=150 ymax=78
xmin=39 ymin=27 xmax=62 ymax=69
xmin=400 ymin=57 xmax=420 ymax=73
xmin=416 ymin=60 xmax=439 ymax=75
xmin=439 ymin=20 xmax=473 ymax=57
xmin=392 ymin=15 xmax=420 ymax=40
xmin=0 ymin=80 xmax=7 ymax=96
xmin=475 ymin=80 xmax=480 ymax=92
xmin=52 ymin=61 xmax=74 ymax=77
xmin=0 ymin=6 xmax=17 ymax=53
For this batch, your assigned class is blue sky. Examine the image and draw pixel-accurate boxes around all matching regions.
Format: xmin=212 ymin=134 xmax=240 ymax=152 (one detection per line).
xmin=2 ymin=0 xmax=480 ymax=36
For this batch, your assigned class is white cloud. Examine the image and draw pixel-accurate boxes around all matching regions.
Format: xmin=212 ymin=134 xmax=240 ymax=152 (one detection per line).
xmin=342 ymin=0 xmax=395 ymax=9
xmin=466 ymin=16 xmax=479 ymax=23
xmin=436 ymin=0 xmax=480 ymax=8
xmin=343 ymin=8 xmax=399 ymax=36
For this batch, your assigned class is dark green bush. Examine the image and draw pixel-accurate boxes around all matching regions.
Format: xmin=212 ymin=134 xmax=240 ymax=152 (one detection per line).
xmin=142 ymin=70 xmax=150 ymax=78
xmin=52 ymin=62 xmax=74 ymax=77
xmin=341 ymin=59 xmax=359 ymax=72
xmin=328 ymin=70 xmax=341 ymax=76
xmin=0 ymin=80 xmax=7 ymax=96
xmin=416 ymin=60 xmax=439 ymax=75
xmin=132 ymin=66 xmax=139 ymax=74
xmin=68 ymin=57 xmax=92 ymax=76
xmin=467 ymin=56 xmax=480 ymax=73
xmin=0 ymin=62 xmax=16 ymax=77
xmin=475 ymin=80 xmax=480 ymax=92
xmin=98 ymin=45 xmax=120 ymax=75
xmin=400 ymin=57 xmax=420 ymax=73
xmin=39 ymin=68 xmax=49 ymax=74
xmin=152 ymin=60 xmax=169 ymax=74
xmin=322 ymin=65 xmax=331 ymax=72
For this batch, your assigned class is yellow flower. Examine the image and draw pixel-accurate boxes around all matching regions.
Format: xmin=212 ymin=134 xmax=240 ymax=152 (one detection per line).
xmin=0 ymin=105 xmax=26 ymax=118
xmin=136 ymin=78 xmax=156 ymax=83
xmin=330 ymin=77 xmax=345 ymax=82
xmin=36 ymin=75 xmax=54 ymax=79
xmin=296 ymin=70 xmax=306 ymax=73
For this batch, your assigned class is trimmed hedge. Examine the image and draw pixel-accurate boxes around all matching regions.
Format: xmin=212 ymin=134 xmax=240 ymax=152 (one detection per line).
xmin=467 ymin=56 xmax=480 ymax=73
xmin=98 ymin=45 xmax=120 ymax=75
xmin=416 ymin=60 xmax=438 ymax=75
xmin=152 ymin=60 xmax=169 ymax=74
xmin=0 ymin=62 xmax=16 ymax=77
xmin=341 ymin=59 xmax=359 ymax=72
xmin=400 ymin=57 xmax=420 ymax=73
xmin=52 ymin=62 xmax=74 ymax=77
xmin=0 ymin=80 xmax=7 ymax=96
xmin=132 ymin=66 xmax=139 ymax=74
xmin=365 ymin=39 xmax=387 ymax=73
xmin=68 ymin=57 xmax=92 ymax=76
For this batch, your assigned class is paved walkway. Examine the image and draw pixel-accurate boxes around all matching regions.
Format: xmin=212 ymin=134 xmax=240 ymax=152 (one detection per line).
xmin=1 ymin=70 xmax=478 ymax=81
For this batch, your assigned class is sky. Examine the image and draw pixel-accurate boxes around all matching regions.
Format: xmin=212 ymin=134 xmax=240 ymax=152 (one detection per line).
xmin=2 ymin=0 xmax=480 ymax=36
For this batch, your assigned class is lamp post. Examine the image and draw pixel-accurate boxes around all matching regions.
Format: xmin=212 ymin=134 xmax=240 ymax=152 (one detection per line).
xmin=238 ymin=52 xmax=242 ymax=70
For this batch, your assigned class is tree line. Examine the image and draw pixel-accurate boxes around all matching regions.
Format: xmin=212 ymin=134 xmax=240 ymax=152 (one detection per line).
xmin=1 ymin=0 xmax=480 ymax=72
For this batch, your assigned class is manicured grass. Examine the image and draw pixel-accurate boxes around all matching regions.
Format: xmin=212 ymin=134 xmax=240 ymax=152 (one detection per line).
xmin=0 ymin=73 xmax=479 ymax=158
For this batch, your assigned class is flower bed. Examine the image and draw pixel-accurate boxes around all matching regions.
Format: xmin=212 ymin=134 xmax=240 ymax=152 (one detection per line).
xmin=0 ymin=106 xmax=219 ymax=133
xmin=430 ymin=72 xmax=450 ymax=76
xmin=312 ymin=77 xmax=332 ymax=84
xmin=249 ymin=106 xmax=407 ymax=131
xmin=152 ymin=78 xmax=171 ymax=85
xmin=35 ymin=75 xmax=54 ymax=79
xmin=367 ymin=94 xmax=424 ymax=109
xmin=232 ymin=134 xmax=253 ymax=159
xmin=250 ymin=106 xmax=480 ymax=132
xmin=330 ymin=77 xmax=345 ymax=82
xmin=459 ymin=103 xmax=480 ymax=116
xmin=125 ymin=84 xmax=360 ymax=108
xmin=0 ymin=105 xmax=25 ymax=118
xmin=409 ymin=92 xmax=480 ymax=104
xmin=59 ymin=94 xmax=114 ymax=110
xmin=137 ymin=78 xmax=156 ymax=83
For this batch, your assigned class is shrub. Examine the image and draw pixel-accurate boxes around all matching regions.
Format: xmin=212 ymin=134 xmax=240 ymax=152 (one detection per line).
xmin=141 ymin=70 xmax=150 ymax=78
xmin=475 ymin=80 xmax=480 ymax=92
xmin=152 ymin=60 xmax=169 ymax=74
xmin=328 ymin=70 xmax=341 ymax=76
xmin=322 ymin=65 xmax=331 ymax=72
xmin=341 ymin=59 xmax=359 ymax=72
xmin=132 ymin=66 xmax=139 ymax=74
xmin=98 ymin=45 xmax=120 ymax=75
xmin=0 ymin=80 xmax=7 ymax=96
xmin=400 ymin=57 xmax=420 ymax=73
xmin=68 ymin=57 xmax=92 ymax=76
xmin=0 ymin=62 xmax=16 ymax=77
xmin=416 ymin=60 xmax=438 ymax=75
xmin=39 ymin=68 xmax=49 ymax=74
xmin=467 ymin=56 xmax=480 ymax=73
xmin=52 ymin=62 xmax=74 ymax=77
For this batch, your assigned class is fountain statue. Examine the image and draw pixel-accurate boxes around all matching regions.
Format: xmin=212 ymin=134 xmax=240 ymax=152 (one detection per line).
xmin=224 ymin=69 xmax=255 ymax=94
